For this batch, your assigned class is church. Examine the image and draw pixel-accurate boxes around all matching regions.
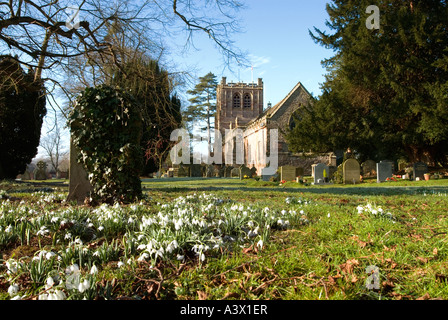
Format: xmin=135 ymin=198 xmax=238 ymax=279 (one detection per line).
xmin=215 ymin=77 xmax=334 ymax=176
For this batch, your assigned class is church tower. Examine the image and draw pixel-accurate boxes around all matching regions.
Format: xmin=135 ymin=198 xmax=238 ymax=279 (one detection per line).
xmin=215 ymin=77 xmax=264 ymax=137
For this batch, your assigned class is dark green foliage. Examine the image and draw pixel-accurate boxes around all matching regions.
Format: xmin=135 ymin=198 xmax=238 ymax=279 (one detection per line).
xmin=185 ymin=72 xmax=218 ymax=147
xmin=0 ymin=56 xmax=46 ymax=179
xmin=68 ymin=84 xmax=143 ymax=204
xmin=110 ymin=58 xmax=182 ymax=176
xmin=288 ymin=0 xmax=448 ymax=165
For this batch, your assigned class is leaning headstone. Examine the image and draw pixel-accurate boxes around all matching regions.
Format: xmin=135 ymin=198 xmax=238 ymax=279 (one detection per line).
xmin=280 ymin=165 xmax=297 ymax=182
xmin=67 ymin=139 xmax=92 ymax=205
xmin=313 ymin=163 xmax=331 ymax=185
xmin=361 ymin=160 xmax=377 ymax=178
xmin=413 ymin=162 xmax=428 ymax=181
xmin=377 ymin=161 xmax=393 ymax=183
xmin=34 ymin=161 xmax=48 ymax=180
xmin=239 ymin=165 xmax=252 ymax=180
xmin=343 ymin=159 xmax=361 ymax=184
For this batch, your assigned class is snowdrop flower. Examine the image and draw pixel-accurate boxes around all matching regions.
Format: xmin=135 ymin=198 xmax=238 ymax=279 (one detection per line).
xmin=176 ymin=254 xmax=185 ymax=261
xmin=64 ymin=232 xmax=72 ymax=240
xmin=37 ymin=226 xmax=49 ymax=236
xmin=5 ymin=225 xmax=12 ymax=233
xmin=356 ymin=206 xmax=364 ymax=214
xmin=6 ymin=260 xmax=19 ymax=274
xmin=50 ymin=290 xmax=66 ymax=300
xmin=90 ymin=265 xmax=98 ymax=275
xmin=46 ymin=252 xmax=55 ymax=260
xmin=98 ymin=226 xmax=104 ymax=231
xmin=138 ymin=252 xmax=150 ymax=262
xmin=256 ymin=239 xmax=264 ymax=250
xmin=46 ymin=277 xmax=55 ymax=290
xmin=78 ymin=279 xmax=90 ymax=293
xmin=117 ymin=261 xmax=125 ymax=268
xmin=66 ymin=264 xmax=80 ymax=275
xmin=8 ymin=284 xmax=19 ymax=297
xmin=327 ymin=213 xmax=331 ymax=218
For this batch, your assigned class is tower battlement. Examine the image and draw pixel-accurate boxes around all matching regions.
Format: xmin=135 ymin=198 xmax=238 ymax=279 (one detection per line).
xmin=215 ymin=77 xmax=264 ymax=136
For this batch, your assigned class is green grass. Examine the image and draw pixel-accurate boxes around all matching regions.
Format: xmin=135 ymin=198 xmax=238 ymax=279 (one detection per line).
xmin=1 ymin=177 xmax=448 ymax=300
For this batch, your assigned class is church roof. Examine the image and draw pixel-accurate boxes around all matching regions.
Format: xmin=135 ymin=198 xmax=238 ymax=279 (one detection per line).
xmin=245 ymin=81 xmax=312 ymax=128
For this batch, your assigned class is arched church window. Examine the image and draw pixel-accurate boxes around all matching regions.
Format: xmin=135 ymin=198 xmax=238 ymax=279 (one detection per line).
xmin=243 ymin=94 xmax=251 ymax=108
xmin=233 ymin=93 xmax=241 ymax=108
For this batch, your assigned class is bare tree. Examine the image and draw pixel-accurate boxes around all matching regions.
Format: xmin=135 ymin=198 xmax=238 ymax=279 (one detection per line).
xmin=1 ymin=0 xmax=247 ymax=113
xmin=39 ymin=116 xmax=68 ymax=175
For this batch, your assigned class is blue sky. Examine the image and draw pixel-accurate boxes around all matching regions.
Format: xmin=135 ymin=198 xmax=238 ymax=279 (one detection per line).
xmin=173 ymin=0 xmax=333 ymax=107
xmin=36 ymin=1 xmax=334 ymax=161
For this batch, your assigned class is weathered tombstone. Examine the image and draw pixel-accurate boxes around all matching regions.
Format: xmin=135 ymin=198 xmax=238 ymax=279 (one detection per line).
xmin=190 ymin=164 xmax=202 ymax=177
xmin=230 ymin=167 xmax=240 ymax=178
xmin=377 ymin=161 xmax=393 ymax=183
xmin=413 ymin=162 xmax=428 ymax=181
xmin=67 ymin=139 xmax=92 ymax=205
xmin=381 ymin=160 xmax=396 ymax=174
xmin=343 ymin=159 xmax=361 ymax=184
xmin=361 ymin=160 xmax=377 ymax=178
xmin=239 ymin=165 xmax=252 ymax=180
xmin=279 ymin=165 xmax=297 ymax=182
xmin=21 ymin=164 xmax=34 ymax=180
xmin=313 ymin=163 xmax=331 ymax=185
xmin=34 ymin=161 xmax=48 ymax=180
xmin=224 ymin=166 xmax=234 ymax=178
xmin=296 ymin=167 xmax=304 ymax=178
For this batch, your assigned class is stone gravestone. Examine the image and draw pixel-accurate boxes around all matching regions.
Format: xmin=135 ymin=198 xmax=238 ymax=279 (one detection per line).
xmin=343 ymin=159 xmax=361 ymax=184
xmin=296 ymin=167 xmax=304 ymax=178
xmin=190 ymin=164 xmax=202 ymax=177
xmin=239 ymin=165 xmax=252 ymax=180
xmin=313 ymin=163 xmax=331 ymax=185
xmin=361 ymin=160 xmax=377 ymax=178
xmin=21 ymin=164 xmax=34 ymax=180
xmin=413 ymin=162 xmax=428 ymax=181
xmin=377 ymin=161 xmax=393 ymax=183
xmin=280 ymin=165 xmax=297 ymax=182
xmin=34 ymin=161 xmax=48 ymax=180
xmin=67 ymin=139 xmax=92 ymax=205
xmin=230 ymin=167 xmax=240 ymax=178
xmin=381 ymin=160 xmax=396 ymax=174
xmin=224 ymin=166 xmax=234 ymax=178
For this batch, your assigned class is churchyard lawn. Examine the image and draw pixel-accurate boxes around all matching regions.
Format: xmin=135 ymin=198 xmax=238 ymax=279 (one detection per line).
xmin=1 ymin=177 xmax=448 ymax=300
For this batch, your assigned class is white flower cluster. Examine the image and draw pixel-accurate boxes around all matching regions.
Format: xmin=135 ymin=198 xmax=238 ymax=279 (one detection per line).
xmin=1 ymin=191 xmax=310 ymax=300
xmin=356 ymin=203 xmax=395 ymax=222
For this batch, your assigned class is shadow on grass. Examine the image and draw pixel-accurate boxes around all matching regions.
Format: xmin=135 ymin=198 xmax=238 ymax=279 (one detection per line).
xmin=142 ymin=183 xmax=448 ymax=197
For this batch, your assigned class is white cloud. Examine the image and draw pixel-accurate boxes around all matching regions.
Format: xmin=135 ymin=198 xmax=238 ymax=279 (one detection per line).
xmin=248 ymin=54 xmax=271 ymax=69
